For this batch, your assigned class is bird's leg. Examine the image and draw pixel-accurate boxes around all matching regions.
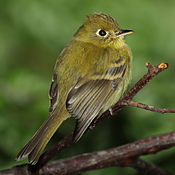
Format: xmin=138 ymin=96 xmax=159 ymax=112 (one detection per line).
xmin=109 ymin=108 xmax=113 ymax=116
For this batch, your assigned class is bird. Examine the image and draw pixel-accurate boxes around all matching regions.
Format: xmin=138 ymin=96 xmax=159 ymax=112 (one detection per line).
xmin=16 ymin=13 xmax=133 ymax=165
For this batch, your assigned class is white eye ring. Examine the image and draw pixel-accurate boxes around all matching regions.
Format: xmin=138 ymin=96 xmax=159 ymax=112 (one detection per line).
xmin=96 ymin=29 xmax=108 ymax=37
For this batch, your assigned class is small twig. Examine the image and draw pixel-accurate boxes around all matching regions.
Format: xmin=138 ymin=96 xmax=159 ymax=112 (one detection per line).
xmin=126 ymin=100 xmax=175 ymax=114
xmin=122 ymin=62 xmax=168 ymax=101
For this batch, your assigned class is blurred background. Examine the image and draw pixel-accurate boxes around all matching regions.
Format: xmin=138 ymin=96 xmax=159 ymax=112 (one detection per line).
xmin=0 ymin=0 xmax=175 ymax=174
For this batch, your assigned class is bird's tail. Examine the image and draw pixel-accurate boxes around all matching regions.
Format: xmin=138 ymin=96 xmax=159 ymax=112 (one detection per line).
xmin=16 ymin=108 xmax=67 ymax=165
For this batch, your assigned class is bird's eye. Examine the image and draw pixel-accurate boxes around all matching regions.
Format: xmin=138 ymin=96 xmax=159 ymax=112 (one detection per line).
xmin=99 ymin=29 xmax=106 ymax=36
xmin=96 ymin=29 xmax=107 ymax=37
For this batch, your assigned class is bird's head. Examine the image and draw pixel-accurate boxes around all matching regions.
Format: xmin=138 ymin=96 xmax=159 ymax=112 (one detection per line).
xmin=74 ymin=13 xmax=133 ymax=48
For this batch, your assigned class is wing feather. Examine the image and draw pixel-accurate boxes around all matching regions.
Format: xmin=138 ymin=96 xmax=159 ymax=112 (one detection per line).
xmin=49 ymin=73 xmax=59 ymax=113
xmin=67 ymin=79 xmax=113 ymax=141
xmin=66 ymin=60 xmax=128 ymax=142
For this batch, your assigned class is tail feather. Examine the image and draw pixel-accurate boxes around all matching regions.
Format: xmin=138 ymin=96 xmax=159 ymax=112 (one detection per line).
xmin=16 ymin=109 xmax=67 ymax=164
xmin=28 ymin=119 xmax=59 ymax=164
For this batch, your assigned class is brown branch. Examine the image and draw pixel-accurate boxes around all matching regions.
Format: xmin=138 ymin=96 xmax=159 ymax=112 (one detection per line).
xmin=126 ymin=100 xmax=175 ymax=114
xmin=39 ymin=130 xmax=174 ymax=175
xmin=1 ymin=131 xmax=175 ymax=175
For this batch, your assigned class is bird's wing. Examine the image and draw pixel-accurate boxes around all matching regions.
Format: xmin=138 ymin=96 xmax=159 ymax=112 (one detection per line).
xmin=66 ymin=61 xmax=127 ymax=142
xmin=49 ymin=73 xmax=59 ymax=113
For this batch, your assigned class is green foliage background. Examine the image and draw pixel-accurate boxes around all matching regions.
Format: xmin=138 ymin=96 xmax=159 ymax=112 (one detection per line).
xmin=0 ymin=0 xmax=175 ymax=174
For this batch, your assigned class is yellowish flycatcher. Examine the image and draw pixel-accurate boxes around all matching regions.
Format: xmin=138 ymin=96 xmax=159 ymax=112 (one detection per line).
xmin=16 ymin=13 xmax=133 ymax=164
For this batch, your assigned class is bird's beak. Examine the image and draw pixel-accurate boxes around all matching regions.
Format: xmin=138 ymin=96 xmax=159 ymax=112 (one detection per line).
xmin=110 ymin=29 xmax=134 ymax=39
xmin=117 ymin=29 xmax=134 ymax=36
